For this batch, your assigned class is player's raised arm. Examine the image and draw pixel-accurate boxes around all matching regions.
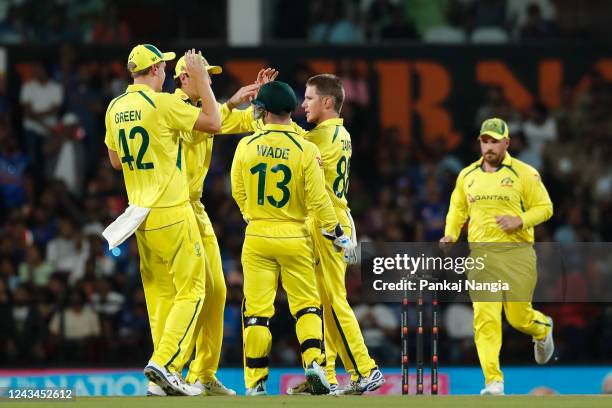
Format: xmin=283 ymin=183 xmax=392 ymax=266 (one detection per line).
xmin=219 ymin=68 xmax=278 ymax=135
xmin=185 ymin=49 xmax=221 ymax=133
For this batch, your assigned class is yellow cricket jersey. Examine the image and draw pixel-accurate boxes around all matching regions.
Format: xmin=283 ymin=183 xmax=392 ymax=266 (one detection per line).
xmin=303 ymin=118 xmax=351 ymax=211
xmin=231 ymin=123 xmax=338 ymax=237
xmin=104 ymin=84 xmax=200 ymax=208
xmin=444 ymin=153 xmax=553 ymax=243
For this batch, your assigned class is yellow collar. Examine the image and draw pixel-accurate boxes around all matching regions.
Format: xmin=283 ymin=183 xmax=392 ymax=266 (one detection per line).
xmin=126 ymin=83 xmax=153 ymax=93
xmin=262 ymin=123 xmax=297 ymax=132
xmin=314 ymin=117 xmax=343 ymax=129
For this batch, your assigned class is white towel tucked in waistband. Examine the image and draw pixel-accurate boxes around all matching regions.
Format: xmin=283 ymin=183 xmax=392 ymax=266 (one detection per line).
xmin=102 ymin=205 xmax=151 ymax=249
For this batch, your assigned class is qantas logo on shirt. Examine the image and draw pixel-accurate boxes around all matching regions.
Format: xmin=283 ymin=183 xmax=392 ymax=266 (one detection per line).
xmin=467 ymin=193 xmax=510 ymax=202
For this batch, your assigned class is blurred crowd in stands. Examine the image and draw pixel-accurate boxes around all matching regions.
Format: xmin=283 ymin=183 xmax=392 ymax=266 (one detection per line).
xmin=0 ymin=0 xmax=226 ymax=44
xmin=2 ymin=0 xmax=611 ymax=45
xmin=272 ymin=0 xmax=612 ymax=44
xmin=1 ymin=46 xmax=610 ymax=367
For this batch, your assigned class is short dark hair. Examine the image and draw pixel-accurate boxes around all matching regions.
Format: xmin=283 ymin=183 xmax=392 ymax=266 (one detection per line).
xmin=306 ymin=74 xmax=345 ymax=113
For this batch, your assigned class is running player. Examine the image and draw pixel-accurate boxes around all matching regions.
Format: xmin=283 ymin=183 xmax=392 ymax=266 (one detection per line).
xmin=440 ymin=118 xmax=555 ymax=395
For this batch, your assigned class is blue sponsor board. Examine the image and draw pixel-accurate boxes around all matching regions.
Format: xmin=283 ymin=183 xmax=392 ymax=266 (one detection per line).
xmin=0 ymin=366 xmax=610 ymax=396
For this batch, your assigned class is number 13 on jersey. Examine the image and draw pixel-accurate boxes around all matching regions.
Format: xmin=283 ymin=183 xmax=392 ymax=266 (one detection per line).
xmin=250 ymin=162 xmax=292 ymax=208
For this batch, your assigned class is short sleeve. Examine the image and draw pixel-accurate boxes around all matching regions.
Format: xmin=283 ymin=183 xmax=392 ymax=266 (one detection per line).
xmin=158 ymin=93 xmax=201 ymax=133
xmin=103 ymin=108 xmax=116 ymax=151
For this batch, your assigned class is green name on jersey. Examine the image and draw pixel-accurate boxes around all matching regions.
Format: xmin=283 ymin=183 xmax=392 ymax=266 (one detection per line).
xmin=115 ymin=110 xmax=142 ymax=124
xmin=256 ymin=145 xmax=290 ymax=160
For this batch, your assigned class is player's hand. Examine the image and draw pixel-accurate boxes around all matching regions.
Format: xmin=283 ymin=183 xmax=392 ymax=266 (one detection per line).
xmin=439 ymin=235 xmax=455 ymax=252
xmin=495 ymin=215 xmax=523 ymax=232
xmin=184 ymin=49 xmax=209 ymax=82
xmin=256 ymin=68 xmax=279 ymax=86
xmin=227 ymin=83 xmax=261 ymax=110
xmin=322 ymin=223 xmax=352 ymax=253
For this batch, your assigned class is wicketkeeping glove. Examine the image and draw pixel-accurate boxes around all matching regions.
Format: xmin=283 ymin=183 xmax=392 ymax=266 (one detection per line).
xmin=322 ymin=223 xmax=352 ymax=253
xmin=343 ymin=210 xmax=359 ymax=265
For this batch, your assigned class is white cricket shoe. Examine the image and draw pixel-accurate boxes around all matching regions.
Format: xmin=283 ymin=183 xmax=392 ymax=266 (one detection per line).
xmin=146 ymin=383 xmax=166 ymax=396
xmin=337 ymin=368 xmax=385 ymax=395
xmin=246 ymin=379 xmax=267 ymax=396
xmin=480 ymin=381 xmax=504 ymax=395
xmin=193 ymin=379 xmax=237 ymax=396
xmin=305 ymin=361 xmax=330 ymax=395
xmin=143 ymin=361 xmax=202 ymax=396
xmin=534 ymin=317 xmax=555 ymax=365
xmin=356 ymin=368 xmax=385 ymax=393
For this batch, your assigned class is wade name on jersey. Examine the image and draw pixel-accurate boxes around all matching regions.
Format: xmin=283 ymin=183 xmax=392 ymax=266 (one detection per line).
xmin=256 ymin=145 xmax=290 ymax=160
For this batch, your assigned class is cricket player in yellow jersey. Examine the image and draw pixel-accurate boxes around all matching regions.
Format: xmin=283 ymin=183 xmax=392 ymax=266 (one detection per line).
xmin=440 ymin=118 xmax=555 ymax=396
xmin=104 ymin=46 xmax=220 ymax=396
xmin=286 ymin=74 xmax=384 ymax=396
xmin=145 ymin=57 xmax=278 ymax=397
xmin=231 ymin=81 xmax=353 ymax=396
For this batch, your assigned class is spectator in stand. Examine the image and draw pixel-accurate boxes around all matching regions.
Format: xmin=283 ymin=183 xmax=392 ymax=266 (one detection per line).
xmin=45 ymin=216 xmax=90 ymax=285
xmin=19 ymin=63 xmax=63 ymax=178
xmin=44 ymin=113 xmax=86 ymax=196
xmin=0 ymin=124 xmax=32 ymax=216
xmin=91 ymin=277 xmax=124 ymax=317
xmin=0 ymin=258 xmax=18 ymax=293
xmin=522 ymin=101 xmax=558 ymax=163
xmin=18 ymin=244 xmax=54 ymax=288
xmin=2 ymin=284 xmax=46 ymax=362
xmin=48 ymin=289 xmax=100 ymax=362
xmin=64 ymin=64 xmax=104 ymax=175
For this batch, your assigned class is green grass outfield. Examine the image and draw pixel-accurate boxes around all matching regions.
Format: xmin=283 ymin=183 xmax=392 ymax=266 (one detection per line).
xmin=2 ymin=395 xmax=611 ymax=408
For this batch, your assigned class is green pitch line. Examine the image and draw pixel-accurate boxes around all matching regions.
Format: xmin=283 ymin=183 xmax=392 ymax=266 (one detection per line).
xmin=2 ymin=395 xmax=611 ymax=408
